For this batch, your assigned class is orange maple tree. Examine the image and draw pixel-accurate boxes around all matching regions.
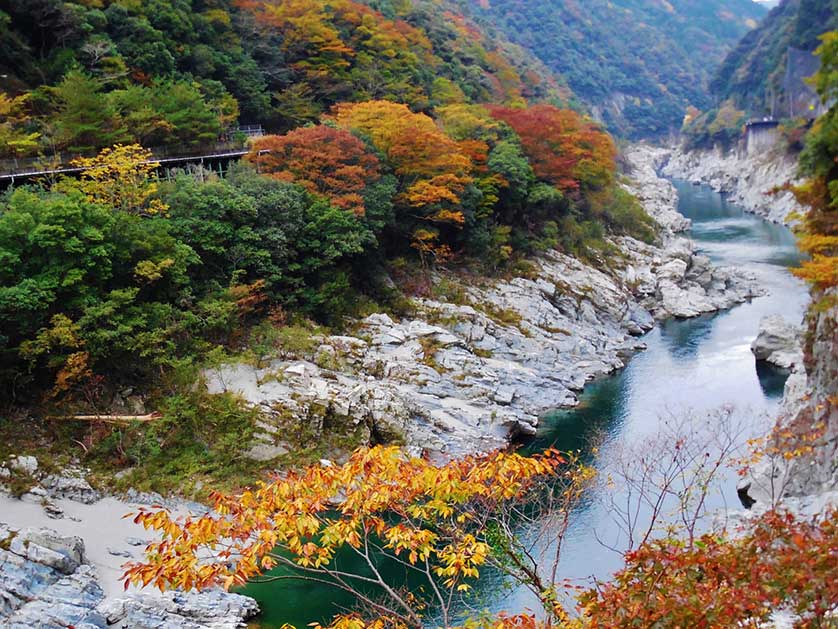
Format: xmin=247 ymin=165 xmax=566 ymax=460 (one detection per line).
xmin=247 ymin=126 xmax=382 ymax=216
xmin=124 ymin=446 xmax=568 ymax=627
xmin=331 ymin=100 xmax=475 ymax=262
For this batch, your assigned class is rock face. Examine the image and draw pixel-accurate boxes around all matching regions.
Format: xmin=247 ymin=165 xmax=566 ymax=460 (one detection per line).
xmin=785 ymin=286 xmax=838 ymax=499
xmin=622 ymin=145 xmax=692 ymax=232
xmin=661 ymin=145 xmax=803 ymax=225
xmin=751 ymin=314 xmax=803 ymax=370
xmin=0 ymin=522 xmax=259 ymax=629
xmin=99 ymin=589 xmax=260 ymax=629
xmin=207 ymin=144 xmax=760 ymax=460
xmin=738 ymin=287 xmax=838 ymax=517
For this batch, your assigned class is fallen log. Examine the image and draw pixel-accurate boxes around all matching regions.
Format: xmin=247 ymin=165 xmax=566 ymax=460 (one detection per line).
xmin=46 ymin=413 xmax=162 ymax=424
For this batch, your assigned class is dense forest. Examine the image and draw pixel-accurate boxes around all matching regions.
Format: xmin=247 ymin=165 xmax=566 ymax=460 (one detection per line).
xmin=451 ymin=0 xmax=767 ymax=138
xmin=0 ymin=1 xmax=658 ymax=405
xmin=0 ymin=0 xmax=568 ymax=157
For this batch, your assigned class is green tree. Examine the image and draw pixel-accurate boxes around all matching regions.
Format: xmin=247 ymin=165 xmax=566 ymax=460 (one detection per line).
xmin=164 ymin=165 xmax=374 ymax=317
xmin=52 ymin=69 xmax=128 ymax=153
xmin=0 ymin=187 xmax=194 ymax=391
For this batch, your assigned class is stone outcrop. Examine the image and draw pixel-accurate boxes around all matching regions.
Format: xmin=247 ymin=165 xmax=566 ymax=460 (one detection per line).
xmin=206 ymin=144 xmax=760 ymax=460
xmin=785 ymin=287 xmax=838 ymax=500
xmin=99 ymin=589 xmax=260 ymax=629
xmin=661 ymin=145 xmax=803 ymax=225
xmin=622 ymin=145 xmax=691 ymax=232
xmin=0 ymin=522 xmax=259 ymax=629
xmin=751 ymin=314 xmax=803 ymax=370
xmin=737 ymin=287 xmax=838 ymax=517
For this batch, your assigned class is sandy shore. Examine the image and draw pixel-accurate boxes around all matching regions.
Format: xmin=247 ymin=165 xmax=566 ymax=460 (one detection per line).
xmin=0 ymin=491 xmax=197 ymax=598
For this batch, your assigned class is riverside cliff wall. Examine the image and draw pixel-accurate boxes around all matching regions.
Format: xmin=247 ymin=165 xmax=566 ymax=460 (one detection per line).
xmin=662 ymin=145 xmax=804 ymax=225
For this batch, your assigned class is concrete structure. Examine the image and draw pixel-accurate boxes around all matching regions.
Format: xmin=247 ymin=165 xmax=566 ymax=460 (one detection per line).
xmin=744 ymin=119 xmax=781 ymax=156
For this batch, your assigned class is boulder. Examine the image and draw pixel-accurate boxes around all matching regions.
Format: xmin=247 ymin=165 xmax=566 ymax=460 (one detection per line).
xmin=1 ymin=526 xmax=103 ymax=627
xmin=98 ymin=589 xmax=259 ymax=629
xmin=9 ymin=528 xmax=86 ymax=575
xmin=0 ymin=523 xmax=260 ymax=629
xmin=41 ymin=471 xmax=101 ymax=504
xmin=751 ymin=315 xmax=802 ymax=369
xmin=9 ymin=455 xmax=38 ymax=475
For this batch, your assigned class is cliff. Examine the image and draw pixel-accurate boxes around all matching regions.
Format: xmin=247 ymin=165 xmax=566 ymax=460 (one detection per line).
xmin=662 ymin=145 xmax=804 ymax=225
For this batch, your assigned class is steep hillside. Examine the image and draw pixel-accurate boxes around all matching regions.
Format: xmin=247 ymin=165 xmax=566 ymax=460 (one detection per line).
xmin=452 ymin=0 xmax=767 ymax=138
xmin=710 ymin=0 xmax=838 ymax=116
xmin=0 ymin=0 xmax=566 ymax=157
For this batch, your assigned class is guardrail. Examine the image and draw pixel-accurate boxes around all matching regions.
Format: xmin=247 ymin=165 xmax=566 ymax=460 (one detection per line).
xmin=0 ymin=138 xmax=264 ymax=182
xmin=0 ymin=125 xmax=266 ymax=180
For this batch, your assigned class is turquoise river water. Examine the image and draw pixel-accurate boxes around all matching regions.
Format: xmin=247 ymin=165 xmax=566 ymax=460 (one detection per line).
xmin=243 ymin=180 xmax=809 ymax=626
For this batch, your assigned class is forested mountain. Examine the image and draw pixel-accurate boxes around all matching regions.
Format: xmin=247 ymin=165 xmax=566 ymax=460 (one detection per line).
xmin=710 ymin=0 xmax=838 ymax=115
xmin=0 ymin=0 xmax=567 ymax=156
xmin=452 ymin=0 xmax=767 ymax=138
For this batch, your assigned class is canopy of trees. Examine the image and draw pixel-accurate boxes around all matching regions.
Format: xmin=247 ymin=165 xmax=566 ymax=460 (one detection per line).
xmin=1 ymin=92 xmax=658 ymax=398
xmin=0 ymin=0 xmax=565 ymax=159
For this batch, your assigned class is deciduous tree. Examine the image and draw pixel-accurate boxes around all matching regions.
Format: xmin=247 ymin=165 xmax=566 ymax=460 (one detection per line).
xmin=66 ymin=144 xmax=168 ymax=216
xmin=248 ymin=126 xmax=382 ymax=216
xmin=124 ymin=446 xmax=571 ymax=627
xmin=332 ymin=100 xmax=474 ymax=262
xmin=487 ymin=105 xmax=616 ymax=193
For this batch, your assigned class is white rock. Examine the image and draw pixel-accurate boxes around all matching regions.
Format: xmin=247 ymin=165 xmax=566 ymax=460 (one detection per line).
xmin=492 ymin=387 xmax=516 ymax=406
xmin=751 ymin=314 xmax=803 ymax=369
xmin=662 ymin=145 xmax=803 ymax=225
xmin=10 ymin=455 xmax=38 ymax=475
xmin=656 ymin=259 xmax=688 ymax=281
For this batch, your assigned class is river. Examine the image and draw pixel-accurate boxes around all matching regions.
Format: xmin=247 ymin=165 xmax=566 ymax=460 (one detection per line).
xmin=243 ymin=180 xmax=808 ymax=626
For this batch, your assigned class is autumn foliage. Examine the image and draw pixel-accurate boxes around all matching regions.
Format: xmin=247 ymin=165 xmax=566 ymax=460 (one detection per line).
xmin=578 ymin=509 xmax=838 ymax=628
xmin=332 ymin=101 xmax=475 ymax=261
xmin=124 ymin=442 xmax=838 ymax=629
xmin=236 ymin=0 xmax=434 ymax=111
xmin=65 ymin=144 xmax=169 ymax=217
xmin=124 ymin=446 xmax=566 ymax=626
xmin=248 ymin=126 xmax=381 ymax=216
xmin=790 ymin=33 xmax=838 ymax=291
xmin=487 ymin=105 xmax=617 ymax=192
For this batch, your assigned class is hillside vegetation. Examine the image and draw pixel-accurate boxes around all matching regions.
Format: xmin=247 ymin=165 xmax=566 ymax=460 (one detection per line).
xmin=452 ymin=0 xmax=767 ymax=138
xmin=711 ymin=0 xmax=838 ymax=115
xmin=0 ymin=0 xmax=661 ymax=409
xmin=0 ymin=0 xmax=567 ymax=158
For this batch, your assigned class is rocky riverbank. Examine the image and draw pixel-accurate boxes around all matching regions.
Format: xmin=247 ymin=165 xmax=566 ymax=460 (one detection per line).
xmin=0 ymin=144 xmax=763 ymax=627
xmin=206 ymin=144 xmax=761 ymax=461
xmin=738 ymin=286 xmax=838 ymax=519
xmin=0 ymin=496 xmax=259 ymax=628
xmin=660 ymin=145 xmax=803 ymax=225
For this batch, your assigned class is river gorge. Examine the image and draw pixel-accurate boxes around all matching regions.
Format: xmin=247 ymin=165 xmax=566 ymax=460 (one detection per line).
xmin=241 ymin=179 xmax=809 ymax=626
xmin=0 ymin=153 xmax=817 ymax=629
